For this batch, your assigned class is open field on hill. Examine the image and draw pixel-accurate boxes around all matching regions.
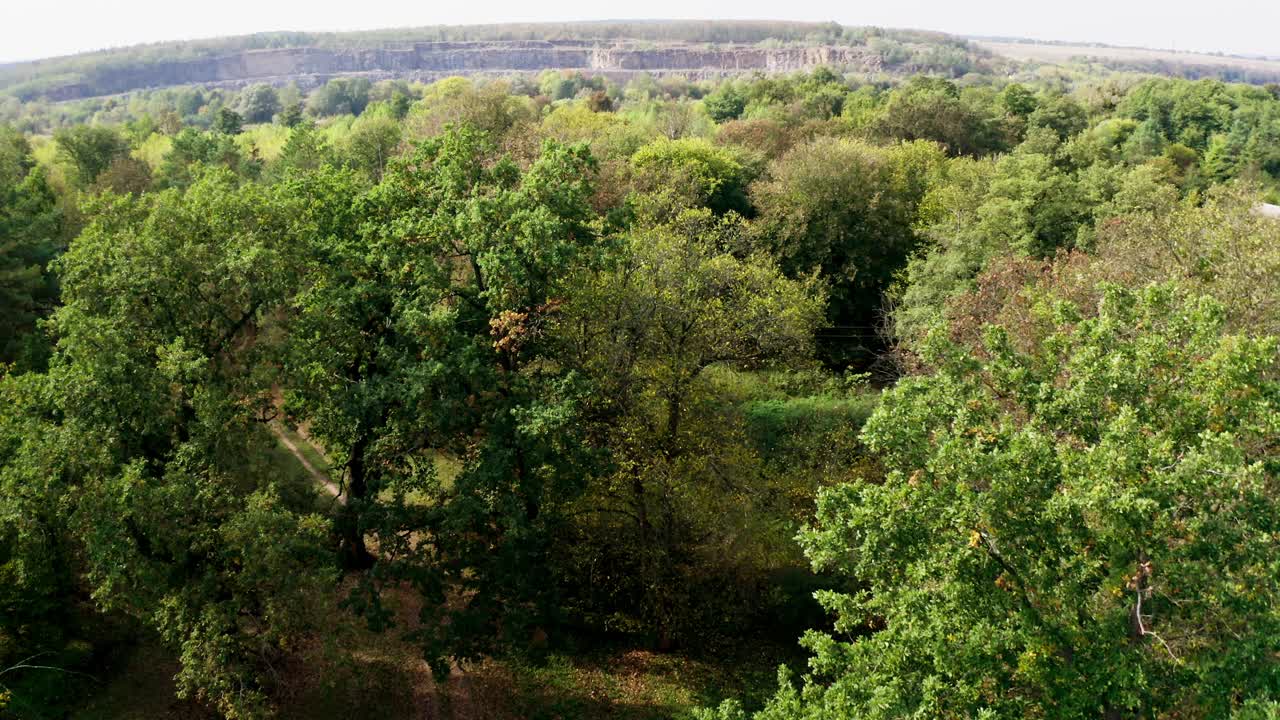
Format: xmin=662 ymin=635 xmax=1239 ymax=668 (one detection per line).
xmin=976 ymin=39 xmax=1280 ymax=74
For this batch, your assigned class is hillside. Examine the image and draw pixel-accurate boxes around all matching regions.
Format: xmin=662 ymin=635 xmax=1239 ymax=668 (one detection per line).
xmin=976 ymin=38 xmax=1280 ymax=83
xmin=0 ymin=21 xmax=991 ymax=101
xmin=3 ymin=41 xmax=888 ymax=101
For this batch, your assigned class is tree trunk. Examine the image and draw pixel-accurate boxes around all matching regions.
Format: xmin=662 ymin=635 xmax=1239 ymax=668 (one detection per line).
xmin=339 ymin=433 xmax=375 ymax=570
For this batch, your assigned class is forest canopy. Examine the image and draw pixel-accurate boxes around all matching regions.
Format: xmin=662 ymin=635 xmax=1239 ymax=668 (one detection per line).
xmin=3 ymin=38 xmax=1280 ymax=720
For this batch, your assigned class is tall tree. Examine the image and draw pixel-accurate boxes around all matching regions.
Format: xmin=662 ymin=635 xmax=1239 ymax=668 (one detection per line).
xmin=343 ymin=107 xmax=403 ymax=182
xmin=287 ymin=125 xmax=606 ymax=670
xmin=27 ymin=170 xmax=336 ymax=718
xmin=558 ymin=208 xmax=825 ymax=647
xmin=53 ymin=125 xmax=127 ymax=187
xmin=0 ymin=127 xmax=63 ymax=368
xmin=213 ymin=107 xmax=244 ymax=136
xmin=237 ymin=84 xmax=281 ymax=125
xmin=717 ymin=282 xmax=1280 ymax=720
xmin=750 ymin=136 xmax=945 ymax=364
xmin=629 ymin=136 xmax=756 ymax=218
xmin=873 ymin=76 xmax=1003 ymax=157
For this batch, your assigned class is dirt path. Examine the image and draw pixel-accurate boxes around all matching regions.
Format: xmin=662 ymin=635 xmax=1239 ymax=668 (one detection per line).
xmin=271 ymin=423 xmax=344 ymax=502
xmin=445 ymin=661 xmax=476 ymax=720
xmin=271 ymin=422 xmax=477 ymax=719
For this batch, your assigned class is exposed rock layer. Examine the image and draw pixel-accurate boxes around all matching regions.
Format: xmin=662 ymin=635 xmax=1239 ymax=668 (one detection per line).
xmin=45 ymin=41 xmax=883 ymax=100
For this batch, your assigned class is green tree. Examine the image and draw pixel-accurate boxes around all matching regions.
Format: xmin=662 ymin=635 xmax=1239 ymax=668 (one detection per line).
xmin=369 ymin=81 xmax=416 ymax=119
xmin=629 ymin=136 xmax=756 ymax=218
xmin=306 ymin=78 xmax=372 ymax=117
xmin=890 ymin=143 xmax=1089 ymax=352
xmin=53 ymin=125 xmax=127 ymax=186
xmin=287 ymin=125 xmax=606 ymax=670
xmin=343 ymin=107 xmax=402 ymax=182
xmin=733 ymin=282 xmax=1280 ymax=719
xmin=1078 ymin=185 xmax=1280 ymax=335
xmin=1027 ymin=91 xmax=1089 ymax=140
xmin=1117 ymin=78 xmax=1233 ymax=152
xmin=172 ymin=87 xmax=206 ymax=119
xmin=558 ymin=208 xmax=826 ymax=647
xmin=0 ymin=371 xmax=82 ymax=716
xmin=873 ymin=76 xmax=1003 ymax=157
xmin=276 ymin=102 xmax=304 ymax=128
xmin=0 ymin=127 xmax=62 ymax=368
xmin=704 ymin=82 xmax=748 ymax=123
xmin=275 ymin=120 xmax=333 ymax=174
xmin=539 ymin=70 xmax=592 ymax=101
xmin=402 ymin=78 xmax=534 ymax=145
xmin=1203 ymin=125 xmax=1248 ymax=182
xmin=237 ymin=83 xmax=281 ymax=124
xmin=157 ymin=128 xmax=256 ymax=189
xmin=750 ymin=136 xmax=945 ymax=362
xmin=997 ymin=83 xmax=1038 ymax=118
xmin=974 ymin=146 xmax=1089 ymax=257
xmin=889 ymin=155 xmax=997 ymax=347
xmin=29 ymin=170 xmax=336 ymax=718
xmin=792 ymin=68 xmax=848 ymax=121
xmin=213 ymin=107 xmax=243 ymax=135
xmin=1121 ymin=118 xmax=1168 ymax=162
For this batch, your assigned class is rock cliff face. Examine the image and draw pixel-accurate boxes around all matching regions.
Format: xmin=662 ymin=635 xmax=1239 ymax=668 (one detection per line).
xmin=43 ymin=41 xmax=883 ymax=100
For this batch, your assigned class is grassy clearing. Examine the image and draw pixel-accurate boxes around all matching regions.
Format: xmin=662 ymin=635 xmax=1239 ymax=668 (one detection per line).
xmin=467 ymin=640 xmax=799 ymax=720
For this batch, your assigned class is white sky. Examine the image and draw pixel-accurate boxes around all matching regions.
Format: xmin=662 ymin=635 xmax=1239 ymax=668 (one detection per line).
xmin=4 ymin=0 xmax=1279 ymax=63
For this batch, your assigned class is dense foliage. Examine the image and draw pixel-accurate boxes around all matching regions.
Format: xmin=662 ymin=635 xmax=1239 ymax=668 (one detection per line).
xmin=708 ymin=284 xmax=1280 ymax=719
xmin=3 ymin=45 xmax=1280 ymax=719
